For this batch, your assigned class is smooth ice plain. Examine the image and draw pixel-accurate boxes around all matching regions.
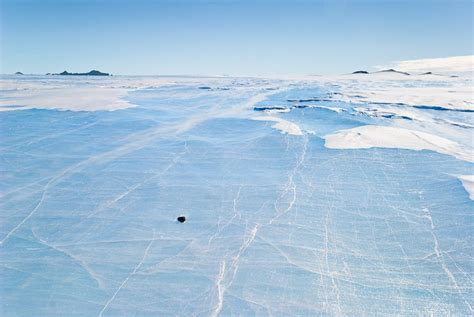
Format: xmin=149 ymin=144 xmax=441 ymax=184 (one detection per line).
xmin=0 ymin=73 xmax=473 ymax=316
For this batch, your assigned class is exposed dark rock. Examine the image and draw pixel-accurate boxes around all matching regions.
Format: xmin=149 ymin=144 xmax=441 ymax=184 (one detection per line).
xmin=352 ymin=70 xmax=369 ymax=74
xmin=421 ymin=72 xmax=433 ymax=75
xmin=377 ymin=69 xmax=410 ymax=76
xmin=177 ymin=216 xmax=186 ymax=223
xmin=15 ymin=72 xmax=23 ymax=75
xmin=55 ymin=70 xmax=110 ymax=76
xmin=198 ymin=86 xmax=212 ymax=90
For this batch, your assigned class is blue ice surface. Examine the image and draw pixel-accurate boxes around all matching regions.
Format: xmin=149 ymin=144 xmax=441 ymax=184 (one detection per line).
xmin=0 ymin=80 xmax=473 ymax=316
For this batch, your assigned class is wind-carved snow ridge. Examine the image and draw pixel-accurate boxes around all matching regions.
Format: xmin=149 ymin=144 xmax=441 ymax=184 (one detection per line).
xmin=456 ymin=175 xmax=474 ymax=200
xmin=324 ymin=125 xmax=474 ymax=163
xmin=252 ymin=116 xmax=303 ymax=136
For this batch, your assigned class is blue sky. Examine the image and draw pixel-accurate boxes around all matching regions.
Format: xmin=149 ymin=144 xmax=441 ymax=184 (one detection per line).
xmin=1 ymin=0 xmax=472 ymax=75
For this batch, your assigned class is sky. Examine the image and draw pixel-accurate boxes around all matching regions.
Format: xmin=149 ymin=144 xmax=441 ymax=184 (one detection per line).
xmin=1 ymin=0 xmax=473 ymax=75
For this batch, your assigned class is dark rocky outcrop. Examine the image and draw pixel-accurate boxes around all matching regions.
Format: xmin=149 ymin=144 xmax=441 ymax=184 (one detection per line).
xmin=55 ymin=70 xmax=110 ymax=76
xmin=15 ymin=72 xmax=23 ymax=75
xmin=377 ymin=69 xmax=410 ymax=76
xmin=177 ymin=216 xmax=186 ymax=223
xmin=352 ymin=70 xmax=369 ymax=74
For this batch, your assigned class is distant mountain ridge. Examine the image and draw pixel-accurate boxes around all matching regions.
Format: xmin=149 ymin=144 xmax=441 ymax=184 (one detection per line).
xmin=352 ymin=69 xmax=410 ymax=75
xmin=376 ymin=68 xmax=410 ymax=75
xmin=350 ymin=69 xmax=458 ymax=76
xmin=54 ymin=70 xmax=110 ymax=76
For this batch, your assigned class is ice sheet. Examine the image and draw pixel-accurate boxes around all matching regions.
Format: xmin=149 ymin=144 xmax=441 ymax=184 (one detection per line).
xmin=0 ymin=74 xmax=473 ymax=316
